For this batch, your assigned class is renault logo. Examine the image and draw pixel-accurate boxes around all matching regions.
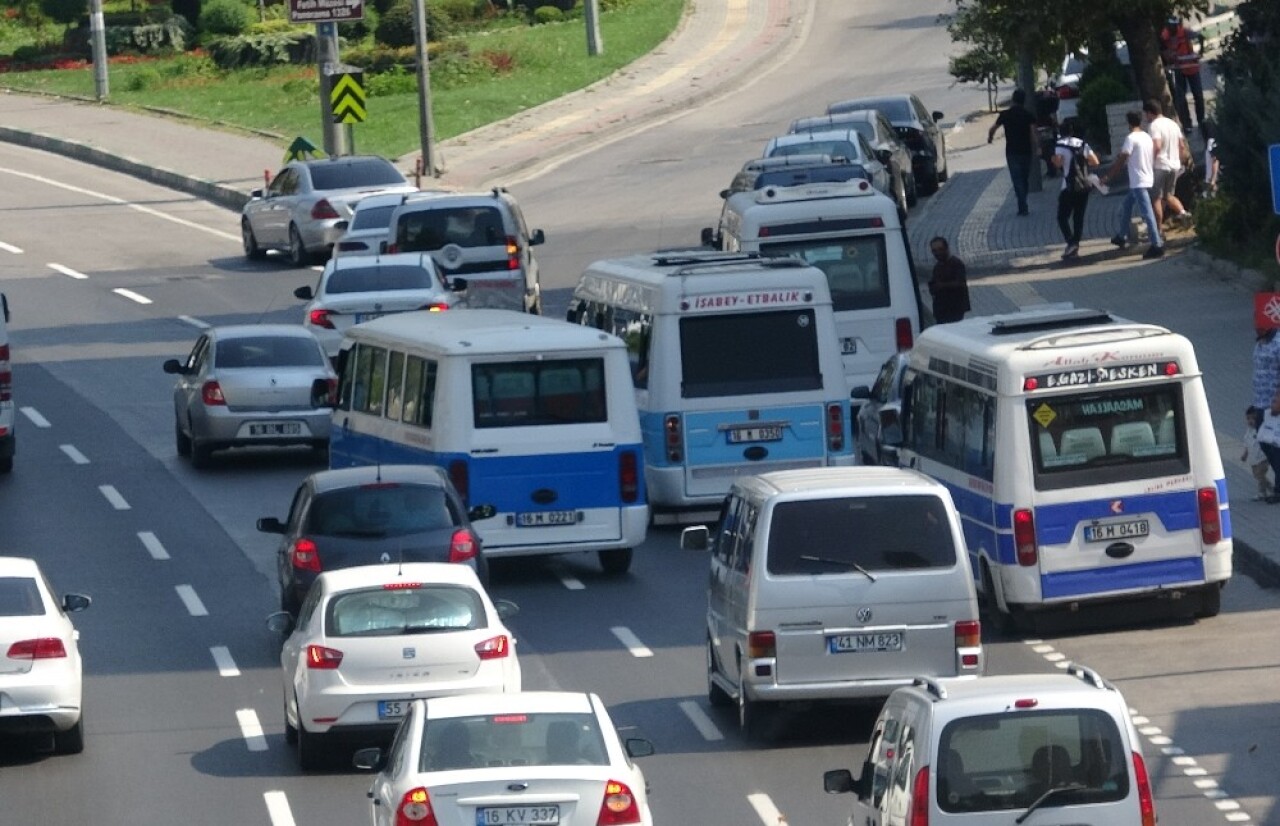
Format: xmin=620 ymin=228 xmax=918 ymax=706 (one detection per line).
xmin=856 ymin=607 xmax=873 ymax=623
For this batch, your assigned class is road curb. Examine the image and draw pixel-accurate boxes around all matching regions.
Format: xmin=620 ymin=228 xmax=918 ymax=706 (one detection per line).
xmin=1236 ymin=538 xmax=1280 ymax=589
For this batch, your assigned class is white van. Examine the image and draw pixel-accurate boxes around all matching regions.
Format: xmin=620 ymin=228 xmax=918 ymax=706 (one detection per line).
xmin=328 ymin=309 xmax=648 ymax=574
xmin=0 ymin=293 xmax=11 ymax=473
xmin=701 ymin=180 xmax=924 ymax=393
xmin=680 ymin=467 xmax=982 ymax=740
xmin=824 ymin=666 xmax=1156 ymax=826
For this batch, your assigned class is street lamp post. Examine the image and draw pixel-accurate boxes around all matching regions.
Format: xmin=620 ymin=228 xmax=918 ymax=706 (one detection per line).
xmin=412 ymin=0 xmax=440 ymax=176
xmin=89 ymin=0 xmax=108 ymax=99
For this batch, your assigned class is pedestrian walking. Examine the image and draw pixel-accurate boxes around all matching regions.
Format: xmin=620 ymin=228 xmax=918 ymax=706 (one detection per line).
xmin=1253 ymin=326 xmax=1280 ymax=410
xmin=1105 ymin=110 xmax=1163 ymax=259
xmin=1050 ymin=120 xmax=1099 ymax=260
xmin=928 ymin=236 xmax=970 ymax=324
xmin=1143 ymin=100 xmax=1192 ymax=229
xmin=1161 ymin=16 xmax=1206 ymax=131
xmin=1241 ymin=408 xmax=1274 ymax=501
xmin=987 ymin=88 xmax=1037 ymax=216
xmin=1256 ymin=389 xmax=1280 ymax=504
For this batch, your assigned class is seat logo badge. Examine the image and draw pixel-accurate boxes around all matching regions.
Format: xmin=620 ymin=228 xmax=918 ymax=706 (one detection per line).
xmin=402 ymin=647 xmax=415 ymax=659
xmin=1110 ymin=500 xmax=1124 ymax=514
xmin=856 ymin=607 xmax=873 ymax=623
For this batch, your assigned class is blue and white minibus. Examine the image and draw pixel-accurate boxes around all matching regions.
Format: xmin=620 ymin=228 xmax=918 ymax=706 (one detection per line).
xmin=329 ymin=309 xmax=648 ymax=574
xmin=892 ymin=305 xmax=1231 ymax=624
xmin=569 ymin=251 xmax=855 ymax=516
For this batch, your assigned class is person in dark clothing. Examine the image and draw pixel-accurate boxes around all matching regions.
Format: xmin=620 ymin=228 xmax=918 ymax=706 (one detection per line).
xmin=928 ymin=236 xmax=970 ymax=324
xmin=988 ymin=88 xmax=1038 ymax=215
xmin=1050 ymin=120 xmax=1100 ymax=259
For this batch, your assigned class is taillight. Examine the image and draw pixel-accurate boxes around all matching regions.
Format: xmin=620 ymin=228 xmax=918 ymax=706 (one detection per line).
xmin=826 ymin=403 xmax=845 ymax=452
xmin=896 ymin=317 xmax=914 ymax=350
xmin=201 ymin=380 xmax=225 ymax=406
xmin=310 ymin=199 xmax=339 ymax=220
xmin=619 ymin=450 xmax=639 ymax=503
xmin=505 ymin=235 xmax=520 ymax=270
xmin=955 ymin=619 xmax=981 ymax=668
xmin=386 ymin=242 xmax=400 ymax=254
xmin=325 ymin=378 xmax=338 ymax=405
xmin=1133 ymin=752 xmax=1156 ymax=826
xmin=290 ymin=537 xmax=322 ymax=572
xmin=396 ymin=787 xmax=437 ymax=826
xmin=663 ymin=414 xmax=682 ymax=462
xmin=596 ymin=779 xmax=641 ymax=825
xmin=305 ymin=644 xmax=343 ymax=669
xmin=308 ymin=308 xmax=335 ymax=330
xmin=448 ymin=459 xmax=469 ymax=504
xmin=7 ymin=637 xmax=68 ymax=659
xmin=747 ymin=630 xmax=776 ymax=658
xmin=1197 ymin=486 xmax=1221 ymax=545
xmin=0 ymin=343 xmax=10 ymax=402
xmin=1056 ymin=85 xmax=1080 ymax=99
xmin=1013 ymin=508 xmax=1037 ymax=566
xmin=448 ymin=529 xmax=477 ymax=563
xmin=421 ymin=303 xmax=449 ymax=312
xmin=908 ymin=766 xmax=929 ymax=826
xmin=474 ymin=635 xmax=509 ymax=660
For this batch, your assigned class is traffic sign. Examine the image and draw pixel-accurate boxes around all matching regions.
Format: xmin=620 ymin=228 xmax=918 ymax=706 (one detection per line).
xmin=330 ymin=71 xmax=367 ymax=124
xmin=289 ymin=0 xmax=363 ymax=24
xmin=1271 ymin=143 xmax=1280 ymax=215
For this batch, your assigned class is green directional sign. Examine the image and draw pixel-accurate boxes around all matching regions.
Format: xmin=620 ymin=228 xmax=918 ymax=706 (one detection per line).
xmin=330 ymin=71 xmax=367 ymax=124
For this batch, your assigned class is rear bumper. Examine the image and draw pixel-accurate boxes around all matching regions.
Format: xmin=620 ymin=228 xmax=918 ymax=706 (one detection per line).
xmin=191 ymin=409 xmax=332 ymax=446
xmin=299 ymin=674 xmax=514 ymax=735
xmin=745 ymin=671 xmax=980 ymax=703
xmin=0 ymin=679 xmax=82 ymax=733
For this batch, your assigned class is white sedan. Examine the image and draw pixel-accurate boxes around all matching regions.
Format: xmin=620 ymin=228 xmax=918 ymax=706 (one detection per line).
xmin=0 ymin=556 xmax=91 ymax=754
xmin=355 ymin=691 xmax=655 ymax=826
xmin=270 ymin=562 xmax=520 ymax=771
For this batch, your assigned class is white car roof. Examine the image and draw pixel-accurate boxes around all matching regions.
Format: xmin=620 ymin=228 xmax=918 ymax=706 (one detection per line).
xmin=0 ymin=556 xmax=42 ymax=577
xmin=209 ymin=324 xmax=323 ymax=340
xmin=424 ymin=691 xmax=598 ymax=719
xmin=744 ymin=466 xmax=947 ymax=496
xmin=914 ymin=672 xmax=1129 ymax=714
xmin=352 ymin=310 xmax=624 ymax=357
xmin=314 ymin=562 xmax=483 ymax=593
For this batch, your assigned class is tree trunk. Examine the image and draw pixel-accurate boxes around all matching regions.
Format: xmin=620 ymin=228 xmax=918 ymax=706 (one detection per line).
xmin=1114 ymin=12 xmax=1173 ymax=116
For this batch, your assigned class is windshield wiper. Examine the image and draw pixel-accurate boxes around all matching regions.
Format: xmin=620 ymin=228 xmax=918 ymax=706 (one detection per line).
xmin=1015 ymin=784 xmax=1086 ymax=824
xmin=798 ymin=554 xmax=876 ymax=582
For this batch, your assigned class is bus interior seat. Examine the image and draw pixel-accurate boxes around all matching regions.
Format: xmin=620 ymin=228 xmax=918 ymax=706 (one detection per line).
xmin=1157 ymin=415 xmax=1176 ymax=446
xmin=1059 ymin=427 xmax=1106 ymax=460
xmin=1038 ymin=430 xmax=1058 ymax=459
xmin=492 ymin=371 xmax=535 ymax=419
xmin=1110 ymin=422 xmax=1155 ymax=455
xmin=541 ymin=367 xmax=584 ymax=420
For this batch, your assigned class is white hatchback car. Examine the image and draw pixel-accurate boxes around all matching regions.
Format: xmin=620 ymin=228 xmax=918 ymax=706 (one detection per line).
xmin=355 ymin=691 xmax=655 ymax=826
xmin=0 ymin=557 xmax=91 ymax=754
xmin=270 ymin=562 xmax=520 ymax=770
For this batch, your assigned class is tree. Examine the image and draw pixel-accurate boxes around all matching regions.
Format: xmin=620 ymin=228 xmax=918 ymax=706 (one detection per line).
xmin=38 ymin=0 xmax=83 ymax=28
xmin=941 ymin=3 xmax=1020 ymax=110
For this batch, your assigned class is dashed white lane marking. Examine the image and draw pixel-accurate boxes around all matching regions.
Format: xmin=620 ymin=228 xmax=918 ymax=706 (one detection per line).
xmin=20 ymin=407 xmax=50 ymax=427
xmin=610 ymin=626 xmax=653 ymax=658
xmin=175 ymin=584 xmax=209 ymax=617
xmin=678 ymin=700 xmax=724 ymax=741
xmin=747 ymin=792 xmax=788 ymax=826
xmin=210 ymin=646 xmax=240 ymax=677
xmin=98 ymin=484 xmax=130 ymax=510
xmin=179 ymin=315 xmax=210 ymax=329
xmin=138 ymin=531 xmax=170 ymax=560
xmin=48 ymin=263 xmax=88 ymax=280
xmin=112 ymin=287 xmax=153 ymax=305
xmin=59 ymin=444 xmax=89 ymax=464
xmin=0 ymin=241 xmax=22 ymax=254
xmin=236 ymin=708 xmax=268 ymax=752
xmin=555 ymin=566 xmax=585 ymax=591
xmin=263 ymin=791 xmax=297 ymax=826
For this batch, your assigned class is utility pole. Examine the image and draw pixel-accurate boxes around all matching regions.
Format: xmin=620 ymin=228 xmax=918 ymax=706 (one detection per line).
xmin=88 ymin=0 xmax=108 ymax=99
xmin=584 ymin=0 xmax=602 ymax=56
xmin=316 ymin=22 xmax=345 ymax=156
xmin=412 ymin=0 xmax=441 ymax=176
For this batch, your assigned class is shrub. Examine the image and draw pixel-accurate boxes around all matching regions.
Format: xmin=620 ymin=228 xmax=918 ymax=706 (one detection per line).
xmin=599 ymin=0 xmax=634 ymax=8
xmin=1076 ymin=75 xmax=1130 ymax=154
xmin=249 ymin=18 xmax=304 ymax=35
xmin=532 ymin=5 xmax=561 ymax=23
xmin=374 ymin=1 xmax=415 ymax=46
xmin=206 ymin=29 xmax=316 ymax=68
xmin=172 ymin=0 xmax=201 ymax=27
xmin=342 ymin=42 xmax=417 ymax=72
xmin=338 ymin=5 xmax=377 ymax=41
xmin=98 ymin=16 xmax=193 ymax=54
xmin=198 ymin=0 xmax=252 ymax=36
xmin=12 ymin=43 xmax=45 ymax=62
xmin=365 ymin=63 xmax=419 ymax=95
xmin=124 ymin=65 xmax=163 ymax=90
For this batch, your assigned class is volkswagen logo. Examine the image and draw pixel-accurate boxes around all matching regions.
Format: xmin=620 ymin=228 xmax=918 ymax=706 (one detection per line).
xmin=856 ymin=607 xmax=873 ymax=623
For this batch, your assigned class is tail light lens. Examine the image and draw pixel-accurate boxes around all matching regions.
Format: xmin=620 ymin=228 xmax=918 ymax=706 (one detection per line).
xmin=475 ymin=635 xmax=510 ymax=660
xmin=1056 ymin=85 xmax=1080 ymax=99
xmin=310 ymin=199 xmax=340 ymax=220
xmin=505 ymin=236 xmax=520 ymax=270
xmin=420 ymin=303 xmax=449 ymax=312
xmin=290 ymin=537 xmax=321 ymax=572
xmin=826 ymin=403 xmax=845 ymax=452
xmin=448 ymin=459 xmax=469 ymax=504
xmin=201 ymin=380 xmax=225 ymax=406
xmin=396 ymin=787 xmax=437 ymax=826
xmin=325 ymin=378 xmax=338 ymax=405
xmin=448 ymin=529 xmax=478 ymax=563
xmin=909 ymin=766 xmax=929 ymax=826
xmin=619 ymin=450 xmax=639 ymax=503
xmin=747 ymin=630 xmax=776 ymax=659
xmin=1197 ymin=486 xmax=1221 ymax=545
xmin=7 ymin=637 xmax=68 ymax=659
xmin=895 ymin=317 xmax=914 ymax=350
xmin=663 ymin=414 xmax=682 ymax=462
xmin=955 ymin=619 xmax=981 ymax=668
xmin=596 ymin=779 xmax=641 ymax=825
xmin=308 ymin=308 xmax=335 ymax=330
xmin=305 ymin=644 xmax=343 ymax=669
xmin=1013 ymin=508 xmax=1037 ymax=566
xmin=386 ymin=242 xmax=400 ymax=254
xmin=1133 ymin=752 xmax=1156 ymax=826
xmin=0 ymin=343 xmax=10 ymax=402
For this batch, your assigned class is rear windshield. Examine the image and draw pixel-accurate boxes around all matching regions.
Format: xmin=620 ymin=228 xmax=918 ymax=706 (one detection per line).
xmin=833 ymin=98 xmax=912 ymax=122
xmin=326 ymin=264 xmax=438 ymax=294
xmin=680 ymin=309 xmax=822 ymax=398
xmin=397 ymin=206 xmax=507 ymax=251
xmin=307 ymin=483 xmax=457 ymax=538
xmin=309 ymin=159 xmax=405 ymax=190
xmin=766 ymin=495 xmax=957 ymax=574
xmin=472 ymin=358 xmax=607 ymax=428
xmin=0 ymin=577 xmax=44 ymax=616
xmin=938 ymin=709 xmax=1129 ymax=813
xmin=771 ymin=140 xmax=860 ymax=161
xmin=215 ymin=336 xmax=325 ymax=368
xmin=760 ymin=235 xmax=890 ymax=312
xmin=753 ymin=164 xmax=869 ymax=190
xmin=325 ymin=584 xmax=484 ymax=637
xmin=419 ymin=712 xmax=608 ymax=772
xmin=350 ymin=204 xmax=398 ymax=231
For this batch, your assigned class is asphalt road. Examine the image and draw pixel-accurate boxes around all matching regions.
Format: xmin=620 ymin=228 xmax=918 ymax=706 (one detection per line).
xmin=0 ymin=1 xmax=1277 ymax=824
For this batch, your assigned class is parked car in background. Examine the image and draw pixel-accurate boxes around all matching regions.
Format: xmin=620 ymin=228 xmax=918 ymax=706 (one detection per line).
xmin=331 ymin=192 xmax=405 ymax=258
xmin=853 ymin=351 xmax=910 ymax=466
xmin=1051 ymin=41 xmax=1131 ymax=120
xmin=719 ymin=155 xmax=871 ymax=199
xmin=827 ymin=94 xmax=949 ymax=194
xmin=789 ymin=108 xmax=918 ymax=206
xmin=241 ymin=155 xmax=417 ymax=266
xmin=764 ymin=129 xmax=897 ymax=210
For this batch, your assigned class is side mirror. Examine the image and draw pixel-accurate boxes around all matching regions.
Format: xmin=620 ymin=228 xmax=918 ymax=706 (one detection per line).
xmin=932 ymin=110 xmax=944 ymax=123
xmin=823 ymin=768 xmax=855 ymax=794
xmin=162 ymin=358 xmax=186 ymax=375
xmin=1 ymin=293 xmax=9 ymax=323
xmin=565 ymin=305 xmax=580 ymax=324
xmin=62 ymin=593 xmax=91 ymax=613
xmin=468 ymin=503 xmax=497 ymax=522
xmin=449 ymin=277 xmax=468 ymax=292
xmin=294 ymin=285 xmax=314 ymax=300
xmin=352 ymin=747 xmax=385 ymax=772
xmin=257 ymin=516 xmax=287 ymax=534
xmin=700 ymin=227 xmax=716 ymax=248
xmin=494 ymin=598 xmax=520 ymax=620
xmin=680 ymin=525 xmax=709 ymax=551
xmin=850 ymin=385 xmax=871 ymax=401
xmin=250 ymin=188 xmax=264 ymax=199
xmin=334 ymin=220 xmax=349 ymax=232
xmin=718 ymin=188 xmax=732 ymax=200
xmin=266 ymin=611 xmax=295 ymax=635
xmin=529 ymin=229 xmax=546 ymax=246
xmin=624 ymin=737 xmax=655 ymax=758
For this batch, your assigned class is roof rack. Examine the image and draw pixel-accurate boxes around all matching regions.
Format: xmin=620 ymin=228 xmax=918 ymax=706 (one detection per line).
xmin=988 ymin=307 xmax=1113 ymax=336
xmin=651 ymin=251 xmax=760 ymax=267
xmin=1066 ymin=662 xmax=1109 ymax=690
xmin=912 ymin=676 xmax=948 ymax=701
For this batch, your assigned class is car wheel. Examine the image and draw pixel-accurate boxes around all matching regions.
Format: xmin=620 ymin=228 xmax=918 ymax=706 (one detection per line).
xmin=1195 ymin=583 xmax=1222 ymax=618
xmin=55 ymin=715 xmax=85 ymax=755
xmin=0 ymin=455 xmax=11 ymax=474
xmin=707 ymin=639 xmax=732 ymax=707
xmin=287 ymin=225 xmax=310 ymax=268
xmin=297 ymin=719 xmax=327 ymax=771
xmin=980 ymin=561 xmax=1016 ymax=636
xmin=905 ymin=173 xmax=919 ymax=207
xmin=738 ymin=682 xmax=773 ymax=742
xmin=175 ymin=419 xmax=192 ymax=457
xmin=284 ymin=693 xmax=298 ymax=746
xmin=190 ymin=438 xmax=214 ymax=470
xmin=937 ymin=143 xmax=949 ymax=181
xmin=598 ymin=548 xmax=633 ymax=575
xmin=918 ymin=164 xmax=940 ymax=195
xmin=242 ymin=219 xmax=266 ymax=261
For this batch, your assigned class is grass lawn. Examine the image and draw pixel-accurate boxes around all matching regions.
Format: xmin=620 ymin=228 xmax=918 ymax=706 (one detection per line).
xmin=0 ymin=0 xmax=686 ymax=158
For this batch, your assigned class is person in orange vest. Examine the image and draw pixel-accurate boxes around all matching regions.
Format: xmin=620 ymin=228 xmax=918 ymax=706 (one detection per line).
xmin=1160 ymin=16 xmax=1205 ymax=132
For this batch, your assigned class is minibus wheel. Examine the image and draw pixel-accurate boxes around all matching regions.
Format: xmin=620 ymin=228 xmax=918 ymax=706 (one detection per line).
xmin=598 ymin=548 xmax=632 ymax=575
xmin=1195 ymin=583 xmax=1222 ymax=618
xmin=707 ymin=639 xmax=732 ymax=707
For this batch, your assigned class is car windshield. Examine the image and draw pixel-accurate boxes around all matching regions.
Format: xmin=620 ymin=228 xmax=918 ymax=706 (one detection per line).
xmin=679 ymin=309 xmax=822 ymax=398
xmin=772 ymin=139 xmax=860 ymax=161
xmin=472 ymin=358 xmax=607 ymax=429
xmin=759 ymin=235 xmax=890 ymax=312
xmin=419 ymin=712 xmax=608 ymax=772
xmin=325 ymin=584 xmax=484 ymax=637
xmin=397 ymin=206 xmax=507 ymax=251
xmin=325 ymin=264 xmax=438 ymax=294
xmin=350 ymin=204 xmax=398 ymax=231
xmin=0 ymin=577 xmax=44 ymax=616
xmin=215 ymin=336 xmax=325 ymax=368
xmin=308 ymin=483 xmax=457 ymax=538
xmin=308 ymin=159 xmax=406 ymax=190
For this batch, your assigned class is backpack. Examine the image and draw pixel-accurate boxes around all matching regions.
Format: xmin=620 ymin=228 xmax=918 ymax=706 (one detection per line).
xmin=1061 ymin=141 xmax=1090 ymax=194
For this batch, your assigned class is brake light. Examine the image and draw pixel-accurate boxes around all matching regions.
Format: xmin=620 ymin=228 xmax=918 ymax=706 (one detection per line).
xmin=305 ymin=644 xmax=343 ymax=669
xmin=7 ymin=637 xmax=67 ymax=659
xmin=201 ymin=381 xmax=225 ymax=406
xmin=448 ymin=529 xmax=478 ymax=563
xmin=596 ymin=779 xmax=641 ymax=825
xmin=747 ymin=630 xmax=776 ymax=658
xmin=290 ymin=537 xmax=321 ymax=573
xmin=1197 ymin=486 xmax=1221 ymax=545
xmin=663 ymin=414 xmax=683 ymax=462
xmin=1013 ymin=508 xmax=1037 ymax=566
xmin=1056 ymin=85 xmax=1079 ymax=99
xmin=325 ymin=377 xmax=338 ymax=405
xmin=383 ymin=581 xmax=422 ymax=590
xmin=896 ymin=317 xmax=913 ymax=350
xmin=505 ymin=235 xmax=520 ymax=270
xmin=421 ymin=303 xmax=449 ymax=312
xmin=396 ymin=787 xmax=437 ymax=826
xmin=908 ymin=766 xmax=929 ymax=826
xmin=448 ymin=459 xmax=469 ymax=503
xmin=310 ymin=199 xmax=340 ymax=220
xmin=386 ymin=242 xmax=400 ymax=254
xmin=308 ymin=308 xmax=335 ymax=329
xmin=954 ymin=619 xmax=981 ymax=668
xmin=1133 ymin=752 xmax=1156 ymax=826
xmin=475 ymin=634 xmax=509 ymax=660
xmin=0 ymin=343 xmax=10 ymax=402
xmin=826 ymin=403 xmax=845 ymax=452
xmin=619 ymin=450 xmax=639 ymax=504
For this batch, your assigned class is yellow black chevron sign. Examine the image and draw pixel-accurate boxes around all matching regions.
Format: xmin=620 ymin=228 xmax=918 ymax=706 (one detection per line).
xmin=330 ymin=72 xmax=366 ymax=124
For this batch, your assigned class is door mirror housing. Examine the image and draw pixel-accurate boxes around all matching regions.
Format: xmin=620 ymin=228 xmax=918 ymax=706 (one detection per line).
xmin=850 ymin=385 xmax=871 ymax=401
xmin=700 ymin=227 xmax=717 ymax=248
xmin=624 ymin=737 xmax=655 ymax=758
xmin=293 ymin=285 xmax=314 ymax=300
xmin=468 ymin=503 xmax=497 ymax=522
xmin=529 ymin=229 xmax=546 ymax=246
xmin=352 ymin=747 xmax=385 ymax=771
xmin=448 ymin=277 xmax=468 ymax=293
xmin=876 ymin=148 xmax=893 ymax=165
xmin=266 ymin=611 xmax=295 ymax=635
xmin=680 ymin=525 xmax=709 ymax=551
xmin=257 ymin=516 xmax=287 ymax=534
xmin=494 ymin=599 xmax=520 ymax=620
xmin=250 ymin=188 xmax=264 ymax=199
xmin=162 ymin=358 xmax=186 ymax=375
xmin=932 ymin=110 xmax=944 ymax=122
xmin=62 ymin=593 xmax=91 ymax=613
xmin=823 ymin=768 xmax=855 ymax=794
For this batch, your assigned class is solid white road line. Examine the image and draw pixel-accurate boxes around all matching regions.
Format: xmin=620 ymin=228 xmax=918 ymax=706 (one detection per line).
xmin=178 ymin=315 xmax=210 ymax=329
xmin=175 ymin=584 xmax=209 ymax=617
xmin=48 ymin=263 xmax=88 ymax=280
xmin=137 ymin=531 xmax=170 ymax=560
xmin=678 ymin=700 xmax=724 ymax=741
xmin=112 ymin=288 xmax=153 ymax=305
xmin=263 ymin=791 xmax=297 ymax=826
xmin=98 ymin=484 xmax=130 ymax=510
xmin=236 ymin=708 xmax=268 ymax=752
xmin=0 ymin=241 xmax=22 ymax=254
xmin=20 ymin=407 xmax=50 ymax=427
xmin=747 ymin=792 xmax=788 ymax=826
xmin=609 ymin=626 xmax=654 ymax=658
xmin=210 ymin=646 xmax=241 ymax=677
xmin=59 ymin=444 xmax=89 ymax=464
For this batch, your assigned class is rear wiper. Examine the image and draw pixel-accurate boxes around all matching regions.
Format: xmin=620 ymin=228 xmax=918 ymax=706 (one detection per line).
xmin=1015 ymin=784 xmax=1086 ymax=824
xmin=799 ymin=554 xmax=876 ymax=582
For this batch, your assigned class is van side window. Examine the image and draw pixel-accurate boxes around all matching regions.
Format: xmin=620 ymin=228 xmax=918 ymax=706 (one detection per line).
xmin=736 ymin=503 xmax=758 ymax=574
xmin=867 ymin=720 xmax=893 ymax=807
xmin=714 ymin=496 xmax=742 ymax=567
xmin=386 ymin=350 xmax=406 ymax=421
xmin=352 ymin=345 xmax=388 ymax=416
xmin=892 ymin=725 xmax=916 ymax=792
xmin=402 ymin=356 xmax=438 ymax=428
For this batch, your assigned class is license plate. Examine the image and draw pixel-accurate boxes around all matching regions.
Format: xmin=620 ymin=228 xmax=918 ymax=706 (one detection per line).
xmin=354 ymin=312 xmax=384 ymax=323
xmin=378 ymin=700 xmax=408 ymax=719
xmin=478 ymin=805 xmax=559 ymax=825
xmin=1084 ymin=519 xmax=1150 ymax=542
xmin=248 ymin=422 xmax=302 ymax=436
xmin=727 ymin=425 xmax=783 ymax=444
xmin=841 ymin=337 xmax=858 ymax=354
xmin=828 ymin=632 xmax=904 ymax=653
xmin=516 ymin=510 xmax=579 ymax=527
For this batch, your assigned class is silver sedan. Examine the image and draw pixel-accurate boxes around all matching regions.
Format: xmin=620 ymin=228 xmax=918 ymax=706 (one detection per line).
xmin=163 ymin=325 xmax=336 ymax=468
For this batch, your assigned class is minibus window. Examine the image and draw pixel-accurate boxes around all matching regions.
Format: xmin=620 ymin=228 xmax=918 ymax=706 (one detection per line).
xmin=759 ymin=236 xmax=890 ymax=311
xmin=679 ymin=309 xmax=822 ymax=398
xmin=766 ymin=495 xmax=956 ymax=574
xmin=402 ymin=356 xmax=438 ymax=428
xmin=471 ymin=359 xmax=607 ymax=428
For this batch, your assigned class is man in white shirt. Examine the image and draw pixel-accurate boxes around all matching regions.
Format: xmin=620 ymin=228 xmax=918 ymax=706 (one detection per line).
xmin=1105 ymin=110 xmax=1163 ymax=259
xmin=1143 ymin=99 xmax=1191 ymax=228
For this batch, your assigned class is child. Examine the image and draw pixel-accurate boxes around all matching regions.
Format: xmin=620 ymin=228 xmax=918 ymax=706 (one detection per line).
xmin=1242 ymin=407 xmax=1273 ymax=501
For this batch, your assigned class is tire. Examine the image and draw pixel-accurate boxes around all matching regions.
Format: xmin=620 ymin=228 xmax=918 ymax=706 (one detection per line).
xmin=598 ymin=548 xmax=633 ymax=575
xmin=917 ymin=164 xmax=940 ymax=195
xmin=55 ymin=715 xmax=84 ymax=755
xmin=284 ymin=693 xmax=298 ymax=746
xmin=980 ymin=562 xmax=1016 ymax=636
xmin=707 ymin=640 xmax=731 ymax=707
xmin=1195 ymin=583 xmax=1222 ymax=618
xmin=190 ymin=439 xmax=214 ymax=470
xmin=0 ymin=455 xmax=11 ymax=474
xmin=287 ymin=224 xmax=310 ymax=268
xmin=175 ymin=419 xmax=192 ymax=458
xmin=738 ymin=684 xmax=773 ymax=743
xmin=895 ymin=175 xmax=910 ymax=225
xmin=905 ymin=173 xmax=919 ymax=207
xmin=242 ymin=219 xmax=266 ymax=261
xmin=297 ymin=721 xmax=327 ymax=771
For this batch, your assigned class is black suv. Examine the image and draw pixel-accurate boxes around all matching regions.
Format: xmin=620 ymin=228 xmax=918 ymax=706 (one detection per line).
xmin=827 ymin=94 xmax=948 ymax=194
